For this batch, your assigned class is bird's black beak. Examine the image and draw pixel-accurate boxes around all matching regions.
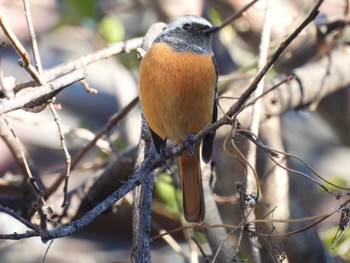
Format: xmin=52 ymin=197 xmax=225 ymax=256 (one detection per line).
xmin=202 ymin=25 xmax=220 ymax=35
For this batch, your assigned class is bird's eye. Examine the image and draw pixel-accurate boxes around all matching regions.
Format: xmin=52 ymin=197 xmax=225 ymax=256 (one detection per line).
xmin=182 ymin=23 xmax=191 ymax=31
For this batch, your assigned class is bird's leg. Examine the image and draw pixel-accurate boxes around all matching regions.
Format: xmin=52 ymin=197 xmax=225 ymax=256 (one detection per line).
xmin=149 ymin=129 xmax=174 ymax=174
xmin=159 ymin=138 xmax=174 ymax=175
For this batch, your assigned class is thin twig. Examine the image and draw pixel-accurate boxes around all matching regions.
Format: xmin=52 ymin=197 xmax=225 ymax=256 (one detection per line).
xmin=243 ymin=74 xmax=295 ymax=108
xmin=152 ymin=223 xmax=239 ymax=241
xmin=79 ymin=79 xmax=98 ymax=94
xmin=0 ymin=115 xmax=44 ymax=196
xmin=0 ymin=231 xmax=37 ymax=240
xmin=48 ymin=103 xmax=71 ymax=207
xmin=23 ymin=0 xmax=43 ymax=75
xmin=211 ymin=227 xmax=236 ymax=263
xmin=48 ymin=99 xmax=70 ymax=204
xmin=0 ymin=9 xmax=43 ymax=84
xmin=0 ymin=9 xmax=29 ymax=66
xmin=0 ymin=204 xmax=38 ymax=231
xmin=191 ymin=236 xmax=209 ymax=262
xmin=218 ymin=0 xmax=260 ymax=30
xmin=151 ymin=221 xmax=187 ymax=259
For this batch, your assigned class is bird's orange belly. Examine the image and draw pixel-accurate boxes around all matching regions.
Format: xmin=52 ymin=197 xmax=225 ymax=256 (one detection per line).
xmin=139 ymin=42 xmax=216 ymax=141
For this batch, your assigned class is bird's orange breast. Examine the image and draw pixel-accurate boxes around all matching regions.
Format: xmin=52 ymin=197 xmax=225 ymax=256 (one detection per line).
xmin=139 ymin=42 xmax=216 ymax=141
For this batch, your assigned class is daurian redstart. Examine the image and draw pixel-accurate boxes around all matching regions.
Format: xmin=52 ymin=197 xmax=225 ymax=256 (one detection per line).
xmin=139 ymin=15 xmax=218 ymax=222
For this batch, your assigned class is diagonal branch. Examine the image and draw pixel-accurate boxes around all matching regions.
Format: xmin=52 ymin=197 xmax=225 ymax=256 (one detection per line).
xmin=0 ymin=69 xmax=86 ymax=114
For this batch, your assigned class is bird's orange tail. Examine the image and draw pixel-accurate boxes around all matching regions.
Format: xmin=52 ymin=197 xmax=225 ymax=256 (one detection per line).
xmin=178 ymin=143 xmax=205 ymax=223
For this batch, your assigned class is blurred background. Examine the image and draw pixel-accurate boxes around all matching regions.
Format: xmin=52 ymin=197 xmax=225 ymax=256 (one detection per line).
xmin=0 ymin=0 xmax=350 ymax=262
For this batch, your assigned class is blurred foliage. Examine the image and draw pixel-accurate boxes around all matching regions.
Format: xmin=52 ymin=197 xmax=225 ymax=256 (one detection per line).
xmin=59 ymin=0 xmax=96 ymax=25
xmin=98 ymin=15 xmax=125 ymax=43
xmin=153 ymin=173 xmax=182 ymax=214
xmin=321 ymin=225 xmax=350 ymax=261
xmin=58 ymin=0 xmax=126 ymax=42
xmin=208 ymin=8 xmax=223 ymax=27
xmin=326 ymin=175 xmax=348 ymax=192
xmin=58 ymin=0 xmax=135 ymax=69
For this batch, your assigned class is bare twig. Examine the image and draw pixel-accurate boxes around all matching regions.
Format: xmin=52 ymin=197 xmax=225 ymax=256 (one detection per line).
xmin=79 ymin=79 xmax=98 ymax=94
xmin=0 ymin=115 xmax=45 ymax=196
xmin=151 ymin=221 xmax=187 ymax=259
xmin=211 ymin=228 xmax=237 ymax=263
xmin=23 ymin=0 xmax=43 ymax=74
xmin=244 ymin=74 xmax=295 ymax=108
xmin=191 ymin=236 xmax=209 ymax=261
xmin=0 ymin=204 xmax=38 ymax=231
xmin=218 ymin=0 xmax=260 ymax=30
xmin=47 ymin=103 xmax=72 ymax=207
xmin=152 ymin=223 xmax=240 ymax=241
xmin=0 ymin=9 xmax=44 ymax=84
xmin=0 ymin=116 xmax=44 ymax=192
xmin=51 ymin=102 xmax=72 ymax=207
xmin=0 ymin=10 xmax=29 ymax=66
xmin=0 ymin=230 xmax=37 ymax=240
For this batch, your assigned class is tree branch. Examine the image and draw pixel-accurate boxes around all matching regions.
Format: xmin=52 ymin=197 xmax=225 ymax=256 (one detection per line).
xmin=0 ymin=69 xmax=86 ymax=114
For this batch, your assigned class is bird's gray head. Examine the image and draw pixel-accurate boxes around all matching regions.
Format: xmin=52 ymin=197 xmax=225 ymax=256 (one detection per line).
xmin=154 ymin=15 xmax=218 ymax=54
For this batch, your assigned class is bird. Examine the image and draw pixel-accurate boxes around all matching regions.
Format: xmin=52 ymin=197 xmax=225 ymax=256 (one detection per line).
xmin=139 ymin=15 xmax=218 ymax=223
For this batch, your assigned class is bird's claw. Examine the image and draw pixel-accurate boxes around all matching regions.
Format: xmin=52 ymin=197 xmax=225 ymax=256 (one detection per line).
xmin=183 ymin=134 xmax=196 ymax=157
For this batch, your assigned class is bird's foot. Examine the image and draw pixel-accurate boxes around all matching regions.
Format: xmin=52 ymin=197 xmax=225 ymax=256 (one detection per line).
xmin=183 ymin=134 xmax=196 ymax=157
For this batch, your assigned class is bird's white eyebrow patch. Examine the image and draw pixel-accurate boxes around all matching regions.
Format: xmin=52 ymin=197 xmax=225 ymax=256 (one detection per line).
xmin=165 ymin=15 xmax=212 ymax=32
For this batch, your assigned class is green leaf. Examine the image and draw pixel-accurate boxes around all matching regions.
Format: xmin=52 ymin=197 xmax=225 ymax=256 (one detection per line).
xmin=98 ymin=15 xmax=125 ymax=43
xmin=153 ymin=173 xmax=181 ymax=212
xmin=319 ymin=175 xmax=348 ymax=193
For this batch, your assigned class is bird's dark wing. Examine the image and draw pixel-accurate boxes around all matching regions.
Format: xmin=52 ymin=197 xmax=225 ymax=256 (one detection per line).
xmin=149 ymin=128 xmax=164 ymax=154
xmin=202 ymin=56 xmax=218 ymax=163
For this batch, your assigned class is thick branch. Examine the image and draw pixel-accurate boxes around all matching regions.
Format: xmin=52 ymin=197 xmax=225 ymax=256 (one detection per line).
xmin=0 ymin=69 xmax=86 ymax=114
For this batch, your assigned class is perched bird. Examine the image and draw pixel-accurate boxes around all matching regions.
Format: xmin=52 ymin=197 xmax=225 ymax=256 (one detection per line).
xmin=139 ymin=15 xmax=218 ymax=222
